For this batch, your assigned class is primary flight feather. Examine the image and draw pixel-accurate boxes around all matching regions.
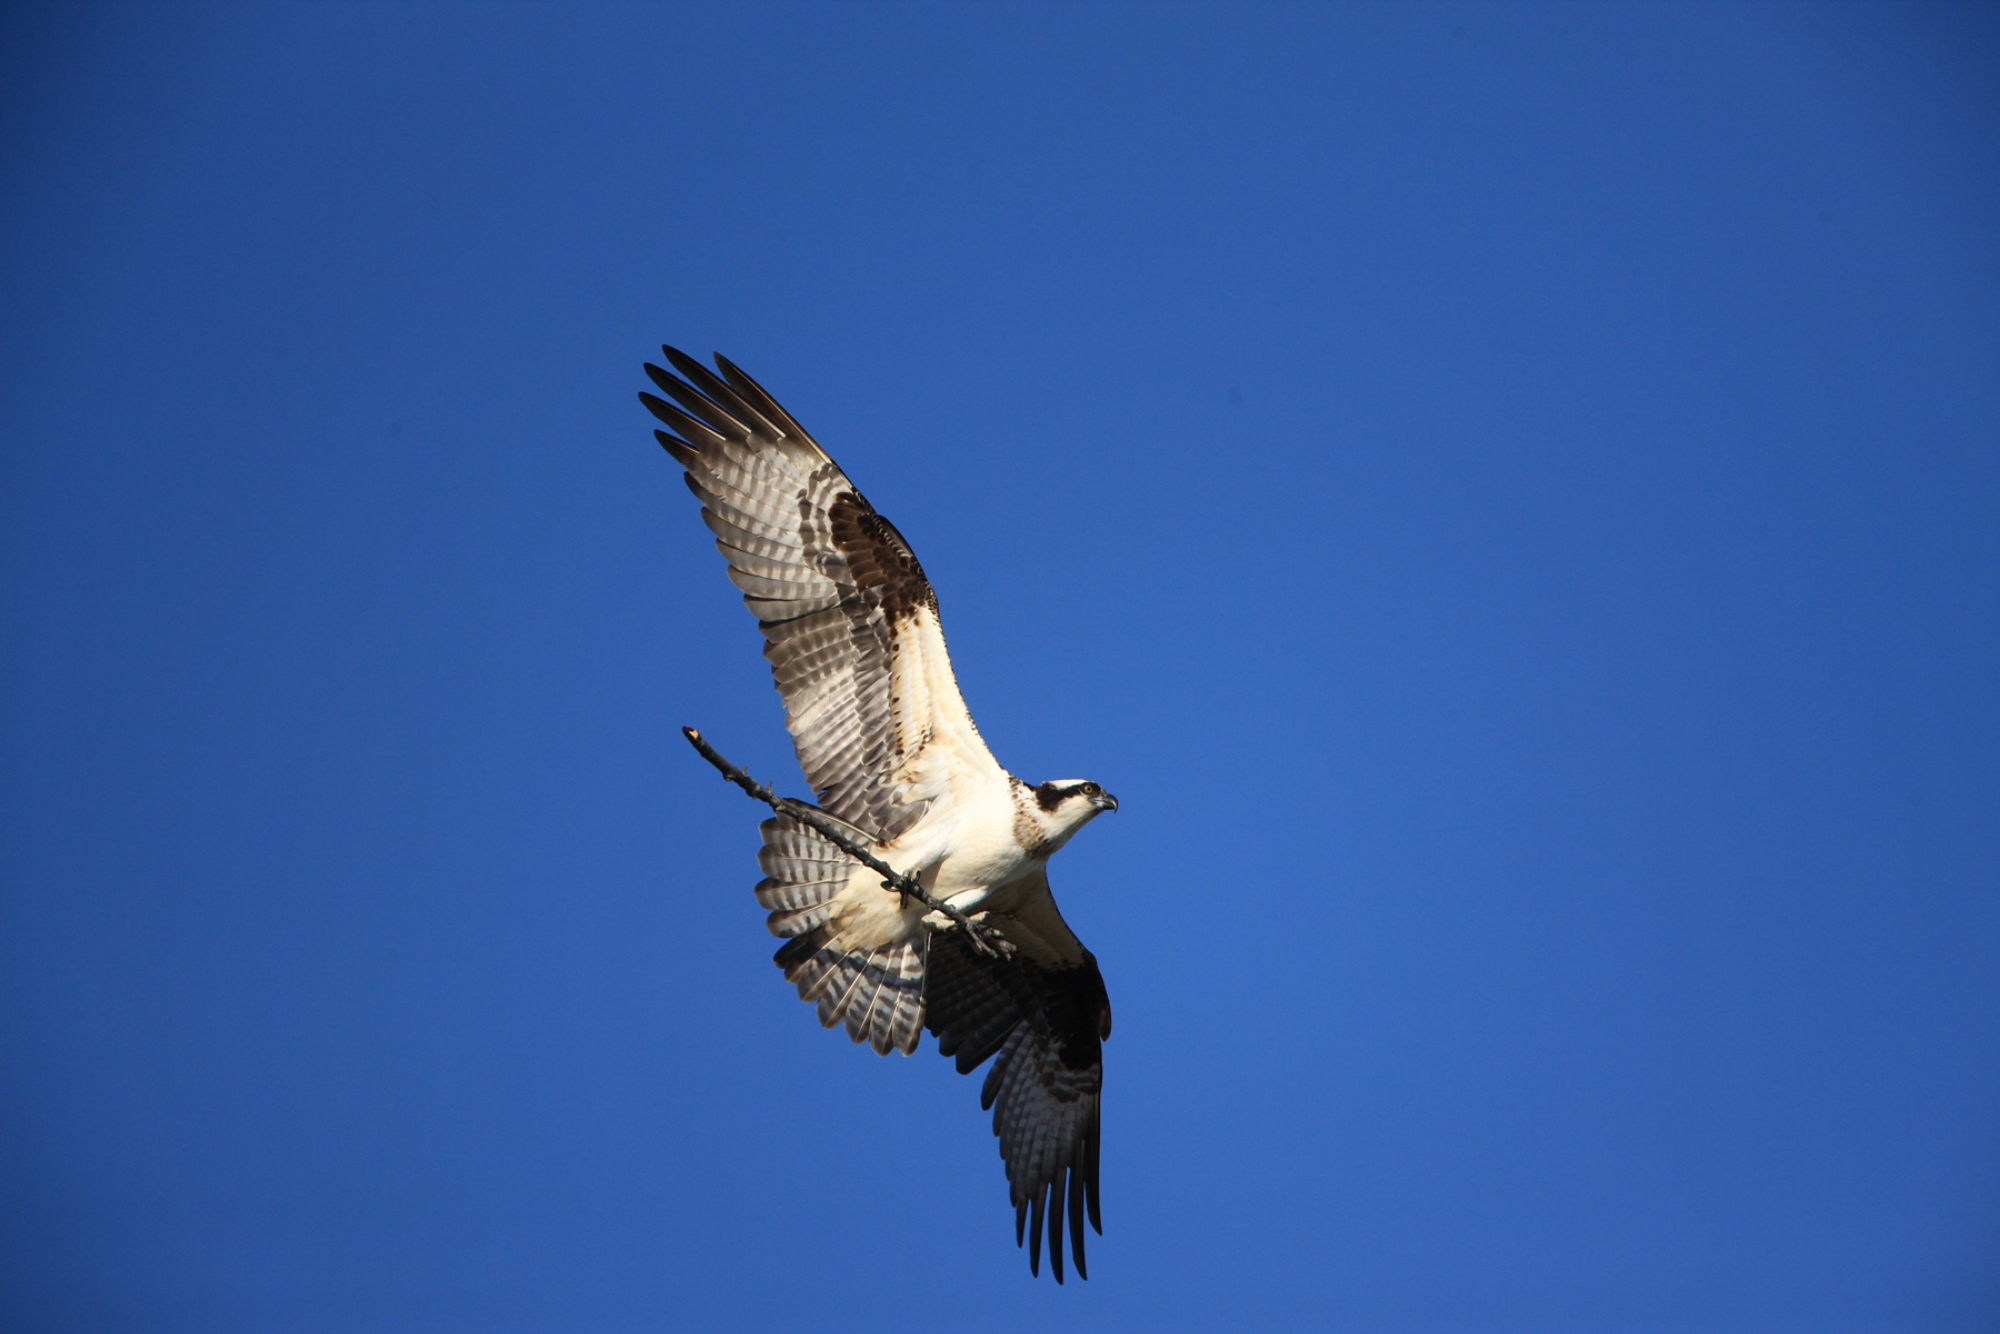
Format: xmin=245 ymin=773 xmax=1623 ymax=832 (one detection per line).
xmin=642 ymin=347 xmax=1116 ymax=1281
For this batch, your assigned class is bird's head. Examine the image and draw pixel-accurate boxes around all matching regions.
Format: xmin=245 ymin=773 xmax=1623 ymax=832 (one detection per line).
xmin=1027 ymin=779 xmax=1119 ymax=854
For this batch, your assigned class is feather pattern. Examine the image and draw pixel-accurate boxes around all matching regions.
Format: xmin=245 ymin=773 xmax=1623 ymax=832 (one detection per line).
xmin=931 ymin=929 xmax=1110 ymax=1282
xmin=644 ymin=348 xmax=1002 ymax=844
xmin=773 ymin=929 xmax=928 ymax=1056
xmin=754 ymin=812 xmax=857 ymax=936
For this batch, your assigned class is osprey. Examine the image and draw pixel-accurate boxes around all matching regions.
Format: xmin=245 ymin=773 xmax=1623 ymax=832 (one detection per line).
xmin=641 ymin=348 xmax=1116 ymax=1282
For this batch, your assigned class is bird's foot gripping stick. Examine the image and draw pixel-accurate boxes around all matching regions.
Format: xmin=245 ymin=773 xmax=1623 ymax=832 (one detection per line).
xmin=681 ymin=728 xmax=1015 ymax=959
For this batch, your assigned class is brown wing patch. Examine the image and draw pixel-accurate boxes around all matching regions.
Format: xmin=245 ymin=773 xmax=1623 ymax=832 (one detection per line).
xmin=646 ymin=348 xmax=956 ymax=844
xmin=828 ymin=492 xmax=938 ymax=623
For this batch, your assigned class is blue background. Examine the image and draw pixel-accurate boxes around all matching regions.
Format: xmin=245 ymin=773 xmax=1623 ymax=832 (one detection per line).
xmin=4 ymin=4 xmax=1996 ymax=1330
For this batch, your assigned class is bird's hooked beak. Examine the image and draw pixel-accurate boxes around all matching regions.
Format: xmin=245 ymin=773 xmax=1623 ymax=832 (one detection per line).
xmin=1090 ymin=791 xmax=1120 ymax=813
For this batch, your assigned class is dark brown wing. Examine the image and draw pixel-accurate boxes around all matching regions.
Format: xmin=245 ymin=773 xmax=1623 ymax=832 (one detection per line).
xmin=927 ymin=929 xmax=1111 ymax=1283
xmin=642 ymin=347 xmax=1001 ymax=842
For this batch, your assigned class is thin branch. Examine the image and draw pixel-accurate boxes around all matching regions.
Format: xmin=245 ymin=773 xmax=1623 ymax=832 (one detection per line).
xmin=681 ymin=727 xmax=1010 ymax=958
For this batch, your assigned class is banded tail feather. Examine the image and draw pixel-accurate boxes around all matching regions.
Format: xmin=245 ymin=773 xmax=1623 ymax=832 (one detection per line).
xmin=758 ymin=812 xmax=927 ymax=1056
xmin=773 ymin=932 xmax=927 ymax=1057
xmin=754 ymin=811 xmax=856 ymax=939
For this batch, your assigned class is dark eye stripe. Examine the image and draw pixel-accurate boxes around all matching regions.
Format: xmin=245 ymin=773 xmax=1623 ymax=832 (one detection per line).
xmin=1035 ymin=780 xmax=1103 ymax=810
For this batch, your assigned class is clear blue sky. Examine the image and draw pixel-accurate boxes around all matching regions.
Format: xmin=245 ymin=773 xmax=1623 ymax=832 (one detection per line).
xmin=4 ymin=4 xmax=1996 ymax=1330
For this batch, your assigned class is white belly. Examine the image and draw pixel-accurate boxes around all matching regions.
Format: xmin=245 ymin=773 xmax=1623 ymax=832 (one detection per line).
xmin=820 ymin=753 xmax=1034 ymax=950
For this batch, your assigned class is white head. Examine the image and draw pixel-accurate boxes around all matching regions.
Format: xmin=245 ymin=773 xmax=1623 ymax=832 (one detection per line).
xmin=1024 ymin=779 xmax=1119 ymax=856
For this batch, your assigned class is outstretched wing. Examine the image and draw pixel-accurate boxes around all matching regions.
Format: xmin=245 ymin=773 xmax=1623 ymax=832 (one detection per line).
xmin=925 ymin=877 xmax=1111 ymax=1283
xmin=643 ymin=348 xmax=1003 ymax=842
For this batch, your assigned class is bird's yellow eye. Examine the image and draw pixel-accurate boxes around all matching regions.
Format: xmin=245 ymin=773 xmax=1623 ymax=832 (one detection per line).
xmin=1080 ymin=783 xmax=1100 ymax=796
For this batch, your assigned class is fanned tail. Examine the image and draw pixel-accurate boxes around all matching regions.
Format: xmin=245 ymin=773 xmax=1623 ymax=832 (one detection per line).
xmin=755 ymin=813 xmax=927 ymax=1056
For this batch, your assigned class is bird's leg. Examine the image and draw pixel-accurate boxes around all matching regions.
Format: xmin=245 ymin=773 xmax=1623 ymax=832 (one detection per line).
xmin=681 ymin=727 xmax=1011 ymax=959
xmin=921 ymin=908 xmax=1017 ymax=958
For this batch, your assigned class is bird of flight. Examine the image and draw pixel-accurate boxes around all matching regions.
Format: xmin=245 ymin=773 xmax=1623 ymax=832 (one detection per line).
xmin=641 ymin=348 xmax=1117 ymax=1282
